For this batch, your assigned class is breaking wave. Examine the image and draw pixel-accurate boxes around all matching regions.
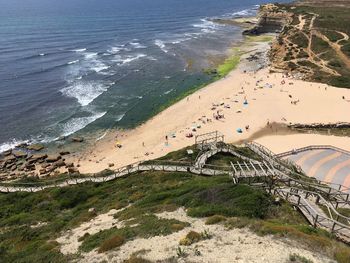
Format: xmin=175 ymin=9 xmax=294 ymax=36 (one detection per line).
xmin=59 ymin=111 xmax=107 ymax=137
xmin=61 ymin=80 xmax=113 ymax=106
xmin=154 ymin=39 xmax=168 ymax=53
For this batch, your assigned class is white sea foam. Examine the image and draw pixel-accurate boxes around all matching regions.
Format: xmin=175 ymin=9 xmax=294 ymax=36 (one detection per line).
xmin=164 ymin=89 xmax=173 ymax=95
xmin=130 ymin=42 xmax=147 ymax=49
xmin=39 ymin=53 xmax=45 ymax=56
xmin=84 ymin=52 xmax=98 ymax=59
xmin=193 ymin=19 xmax=218 ymax=33
xmin=113 ymin=54 xmax=146 ymax=65
xmin=231 ymin=6 xmax=259 ymax=17
xmin=171 ymin=38 xmax=190 ymax=44
xmin=116 ymin=113 xmax=125 ymax=122
xmin=67 ymin=60 xmax=79 ymax=65
xmin=81 ymin=52 xmax=109 ymax=73
xmin=92 ymin=63 xmax=110 ymax=73
xmin=73 ymin=48 xmax=87 ymax=52
xmin=0 ymin=139 xmax=29 ymax=153
xmin=108 ymin=46 xmax=123 ymax=54
xmin=95 ymin=131 xmax=108 ymax=141
xmin=154 ymin=39 xmax=168 ymax=53
xmin=61 ymin=80 xmax=112 ymax=106
xmin=60 ymin=111 xmax=107 ymax=137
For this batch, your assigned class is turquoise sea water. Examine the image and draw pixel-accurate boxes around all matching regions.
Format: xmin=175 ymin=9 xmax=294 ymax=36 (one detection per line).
xmin=0 ymin=0 xmax=290 ymax=151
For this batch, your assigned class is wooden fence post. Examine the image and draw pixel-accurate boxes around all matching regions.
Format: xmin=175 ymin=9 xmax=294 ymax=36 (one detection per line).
xmin=313 ymin=215 xmax=318 ymax=228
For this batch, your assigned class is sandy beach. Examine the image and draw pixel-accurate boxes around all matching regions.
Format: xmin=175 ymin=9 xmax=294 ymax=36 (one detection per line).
xmin=70 ymin=41 xmax=350 ymax=174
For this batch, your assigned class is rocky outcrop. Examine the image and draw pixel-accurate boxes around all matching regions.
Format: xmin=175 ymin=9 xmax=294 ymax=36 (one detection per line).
xmin=27 ymin=144 xmax=45 ymax=151
xmin=71 ymin=137 xmax=84 ymax=143
xmin=0 ymin=147 xmax=76 ymax=181
xmin=289 ymin=122 xmax=350 ymax=129
xmin=243 ymin=4 xmax=292 ymax=35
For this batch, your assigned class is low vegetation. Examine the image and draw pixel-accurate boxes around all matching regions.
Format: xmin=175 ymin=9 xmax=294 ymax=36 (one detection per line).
xmin=179 ymin=231 xmax=203 ymax=246
xmin=205 ymin=215 xmax=227 ymax=225
xmin=98 ymin=235 xmax=125 ymax=253
xmin=0 ymin=146 xmax=349 ymax=262
xmin=289 ymin=253 xmax=313 ymax=263
xmin=271 ymin=3 xmax=350 ymax=88
xmin=0 ymin=171 xmax=273 ymax=262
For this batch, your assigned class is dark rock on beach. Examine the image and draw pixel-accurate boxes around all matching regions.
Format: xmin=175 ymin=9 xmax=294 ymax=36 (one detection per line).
xmin=46 ymin=155 xmax=62 ymax=163
xmin=71 ymin=137 xmax=84 ymax=143
xmin=68 ymin=167 xmax=79 ymax=174
xmin=12 ymin=151 xmax=27 ymax=159
xmin=30 ymin=154 xmax=48 ymax=162
xmin=2 ymin=150 xmax=12 ymax=156
xmin=27 ymin=144 xmax=45 ymax=151
xmin=289 ymin=122 xmax=350 ymax=129
xmin=53 ymin=159 xmax=66 ymax=168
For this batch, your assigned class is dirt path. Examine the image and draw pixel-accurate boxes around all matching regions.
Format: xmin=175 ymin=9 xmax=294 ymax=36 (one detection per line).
xmin=298 ymin=14 xmax=306 ymax=31
xmin=314 ymin=30 xmax=350 ymax=70
xmin=336 ymin=30 xmax=349 ymax=43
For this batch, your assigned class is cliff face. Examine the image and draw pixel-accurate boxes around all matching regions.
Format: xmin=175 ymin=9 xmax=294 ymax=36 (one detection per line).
xmin=243 ymin=4 xmax=292 ymax=35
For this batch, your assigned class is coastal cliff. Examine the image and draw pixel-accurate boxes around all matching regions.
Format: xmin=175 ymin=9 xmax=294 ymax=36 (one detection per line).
xmin=242 ymin=4 xmax=292 ymax=35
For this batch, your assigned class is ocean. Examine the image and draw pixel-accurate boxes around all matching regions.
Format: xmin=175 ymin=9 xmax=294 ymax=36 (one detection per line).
xmin=0 ymin=0 xmax=290 ymax=152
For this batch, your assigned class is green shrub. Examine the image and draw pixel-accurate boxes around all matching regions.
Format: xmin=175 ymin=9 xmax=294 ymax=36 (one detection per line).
xmin=78 ymin=232 xmax=90 ymax=242
xmin=225 ymin=217 xmax=252 ymax=229
xmin=205 ymin=215 xmax=227 ymax=225
xmin=334 ymin=246 xmax=350 ymax=263
xmin=98 ymin=235 xmax=125 ymax=253
xmin=179 ymin=231 xmax=202 ymax=246
xmin=123 ymin=256 xmax=152 ymax=263
xmin=289 ymin=253 xmax=313 ymax=263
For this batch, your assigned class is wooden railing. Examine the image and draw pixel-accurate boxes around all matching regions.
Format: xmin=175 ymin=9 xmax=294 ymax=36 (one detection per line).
xmin=273 ymin=187 xmax=350 ymax=242
xmin=2 ymin=140 xmax=350 ymax=242
xmin=275 ymin=145 xmax=350 ymax=194
xmin=276 ymin=145 xmax=350 ymax=158
xmin=246 ymin=142 xmax=350 ymax=207
xmin=0 ymin=160 xmax=235 ymax=193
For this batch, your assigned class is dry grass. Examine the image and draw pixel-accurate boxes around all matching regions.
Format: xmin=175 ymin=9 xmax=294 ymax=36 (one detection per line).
xmin=98 ymin=235 xmax=125 ymax=253
xmin=205 ymin=215 xmax=227 ymax=225
xmin=123 ymin=256 xmax=153 ymax=263
xmin=179 ymin=231 xmax=202 ymax=246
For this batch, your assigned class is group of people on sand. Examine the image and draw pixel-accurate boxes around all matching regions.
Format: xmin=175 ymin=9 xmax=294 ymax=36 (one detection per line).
xmin=213 ymin=110 xmax=225 ymax=120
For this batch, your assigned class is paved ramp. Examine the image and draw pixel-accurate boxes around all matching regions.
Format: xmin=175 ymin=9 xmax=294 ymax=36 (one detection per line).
xmin=284 ymin=149 xmax=350 ymax=188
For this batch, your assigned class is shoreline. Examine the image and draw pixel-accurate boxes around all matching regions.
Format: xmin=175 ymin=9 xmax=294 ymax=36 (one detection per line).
xmin=2 ymin=3 xmax=350 ymax=178
xmin=0 ymin=11 xmax=266 ymax=179
xmin=67 ymin=35 xmax=350 ymax=174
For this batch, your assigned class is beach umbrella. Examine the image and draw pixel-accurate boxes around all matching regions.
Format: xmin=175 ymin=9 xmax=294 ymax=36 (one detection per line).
xmin=236 ymin=128 xmax=243 ymax=133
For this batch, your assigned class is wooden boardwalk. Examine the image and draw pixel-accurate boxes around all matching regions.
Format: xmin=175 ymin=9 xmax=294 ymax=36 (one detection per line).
xmin=1 ymin=134 xmax=350 ymax=243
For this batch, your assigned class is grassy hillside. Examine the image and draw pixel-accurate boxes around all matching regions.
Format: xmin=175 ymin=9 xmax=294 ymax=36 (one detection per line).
xmin=270 ymin=3 xmax=350 ymax=88
xmin=0 ymin=170 xmax=349 ymax=262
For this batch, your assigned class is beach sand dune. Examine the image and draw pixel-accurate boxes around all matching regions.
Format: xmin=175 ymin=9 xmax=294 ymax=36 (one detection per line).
xmin=73 ymin=208 xmax=332 ymax=262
